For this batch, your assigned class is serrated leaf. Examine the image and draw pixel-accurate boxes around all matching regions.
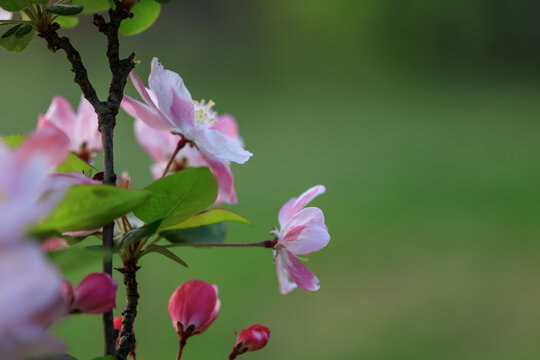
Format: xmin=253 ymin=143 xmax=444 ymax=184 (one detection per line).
xmin=161 ymin=223 xmax=226 ymax=244
xmin=161 ymin=208 xmax=250 ymax=231
xmin=133 ymin=168 xmax=217 ymax=229
xmin=48 ymin=247 xmax=103 ymax=273
xmin=54 ymin=15 xmax=79 ymax=29
xmin=46 ymin=4 xmax=83 ymax=16
xmin=70 ymin=0 xmax=110 ymax=13
xmin=34 ymin=185 xmax=152 ymax=232
xmin=0 ymin=23 xmax=33 ymax=52
xmin=114 ymin=220 xmax=161 ymax=251
xmin=142 ymin=244 xmax=188 ymax=267
xmin=0 ymin=0 xmax=47 ymax=11
xmin=119 ymin=0 xmax=160 ymax=36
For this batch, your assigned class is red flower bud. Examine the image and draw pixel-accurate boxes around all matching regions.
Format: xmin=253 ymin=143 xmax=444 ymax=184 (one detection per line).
xmin=168 ymin=280 xmax=221 ymax=338
xmin=230 ymin=325 xmax=270 ymax=358
xmin=72 ymin=273 xmax=117 ymax=314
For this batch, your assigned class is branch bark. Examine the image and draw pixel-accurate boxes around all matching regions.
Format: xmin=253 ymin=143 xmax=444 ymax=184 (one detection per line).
xmin=117 ymin=264 xmax=139 ymax=359
xmin=39 ymin=2 xmax=136 ymax=357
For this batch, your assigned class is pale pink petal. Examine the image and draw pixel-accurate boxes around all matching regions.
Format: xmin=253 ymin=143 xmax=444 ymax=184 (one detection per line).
xmin=19 ymin=121 xmax=70 ymax=169
xmin=170 ymin=88 xmax=196 ymax=132
xmin=75 ymin=95 xmax=101 ymax=151
xmin=41 ymin=238 xmax=69 ymax=252
xmin=40 ymin=96 xmax=77 ymax=137
xmin=122 ymin=95 xmax=174 ymax=131
xmin=280 ymin=207 xmax=329 ymax=254
xmin=275 ymin=250 xmax=297 ymax=295
xmin=193 ymin=127 xmax=252 ymax=164
xmin=134 ymin=118 xmax=179 ymax=163
xmin=130 ymin=71 xmax=160 ymax=110
xmin=289 ymin=185 xmax=326 ymax=218
xmin=210 ymin=114 xmax=239 ymax=140
xmin=278 ymin=198 xmax=296 ymax=228
xmin=149 ymin=57 xmax=194 ymax=128
xmin=283 ymin=249 xmax=320 ymax=292
xmin=204 ymin=155 xmax=237 ymax=204
xmin=0 ymin=8 xmax=12 ymax=20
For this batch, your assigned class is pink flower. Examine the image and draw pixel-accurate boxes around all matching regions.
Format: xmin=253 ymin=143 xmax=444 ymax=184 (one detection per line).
xmin=168 ymin=280 xmax=221 ymax=338
xmin=0 ymin=245 xmax=66 ymax=359
xmin=0 ymin=125 xmax=70 ymax=245
xmin=272 ymin=185 xmax=330 ymax=294
xmin=38 ymin=95 xmax=102 ymax=163
xmin=121 ymin=58 xmax=252 ymax=181
xmin=134 ymin=114 xmax=242 ymax=204
xmin=232 ymin=324 xmax=270 ymax=356
xmin=70 ymin=273 xmax=117 ymax=314
xmin=40 ymin=237 xmax=69 ymax=252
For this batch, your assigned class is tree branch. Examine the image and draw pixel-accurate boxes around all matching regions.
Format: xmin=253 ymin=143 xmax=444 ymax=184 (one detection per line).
xmin=117 ymin=264 xmax=139 ymax=359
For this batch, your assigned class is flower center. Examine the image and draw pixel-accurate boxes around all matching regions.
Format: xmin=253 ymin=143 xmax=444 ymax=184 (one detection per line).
xmin=193 ymin=99 xmax=217 ymax=128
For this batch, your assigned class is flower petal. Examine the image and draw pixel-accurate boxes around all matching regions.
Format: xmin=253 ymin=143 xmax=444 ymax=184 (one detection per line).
xmin=40 ymin=96 xmax=77 ymax=137
xmin=204 ymin=155 xmax=237 ymax=204
xmin=280 ymin=207 xmax=329 ymax=254
xmin=193 ymin=127 xmax=252 ymax=164
xmin=289 ymin=185 xmax=326 ymax=217
xmin=75 ymin=95 xmax=101 ymax=151
xmin=275 ymin=250 xmax=298 ymax=295
xmin=282 ymin=249 xmax=320 ymax=292
xmin=210 ymin=114 xmax=239 ymax=140
xmin=134 ymin=118 xmax=179 ymax=163
xmin=278 ymin=197 xmax=296 ymax=228
xmin=122 ymin=95 xmax=174 ymax=131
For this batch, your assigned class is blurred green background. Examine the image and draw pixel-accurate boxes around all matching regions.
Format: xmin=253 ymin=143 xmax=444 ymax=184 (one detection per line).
xmin=3 ymin=1 xmax=540 ymax=359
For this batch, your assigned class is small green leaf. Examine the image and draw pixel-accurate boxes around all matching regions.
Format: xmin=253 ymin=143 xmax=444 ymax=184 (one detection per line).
xmin=0 ymin=0 xmax=47 ymax=11
xmin=114 ymin=220 xmax=161 ymax=251
xmin=48 ymin=247 xmax=103 ymax=273
xmin=1 ymin=24 xmax=21 ymax=38
xmin=56 ymin=153 xmax=98 ymax=175
xmin=34 ymin=185 xmax=152 ymax=232
xmin=142 ymin=244 xmax=188 ymax=267
xmin=54 ymin=15 xmax=79 ymax=29
xmin=1 ymin=134 xmax=25 ymax=146
xmin=119 ymin=0 xmax=160 ymax=36
xmin=134 ymin=168 xmax=218 ymax=229
xmin=46 ymin=4 xmax=83 ymax=16
xmin=161 ymin=208 xmax=251 ymax=231
xmin=0 ymin=22 xmax=33 ymax=52
xmin=161 ymin=223 xmax=226 ymax=244
xmin=71 ymin=0 xmax=110 ymax=14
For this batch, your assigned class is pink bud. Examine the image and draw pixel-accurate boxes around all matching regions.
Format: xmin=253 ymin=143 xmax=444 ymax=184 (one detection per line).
xmin=232 ymin=325 xmax=270 ymax=355
xmin=61 ymin=279 xmax=75 ymax=311
xmin=73 ymin=273 xmax=117 ymax=314
xmin=41 ymin=237 xmax=69 ymax=252
xmin=168 ymin=280 xmax=221 ymax=338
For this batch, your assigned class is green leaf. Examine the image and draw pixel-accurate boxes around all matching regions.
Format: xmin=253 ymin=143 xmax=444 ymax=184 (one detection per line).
xmin=114 ymin=220 xmax=161 ymax=251
xmin=46 ymin=4 xmax=83 ymax=16
xmin=133 ymin=168 xmax=218 ymax=229
xmin=56 ymin=153 xmax=98 ymax=174
xmin=155 ymin=0 xmax=169 ymax=3
xmin=161 ymin=208 xmax=251 ymax=231
xmin=0 ymin=23 xmax=33 ymax=52
xmin=34 ymin=185 xmax=152 ymax=232
xmin=1 ymin=134 xmax=25 ymax=147
xmin=0 ymin=0 xmax=47 ymax=11
xmin=1 ymin=24 xmax=21 ymax=38
xmin=54 ymin=15 xmax=79 ymax=29
xmin=71 ymin=0 xmax=110 ymax=13
xmin=142 ymin=244 xmax=188 ymax=267
xmin=119 ymin=0 xmax=160 ymax=36
xmin=48 ymin=247 xmax=103 ymax=273
xmin=161 ymin=223 xmax=226 ymax=244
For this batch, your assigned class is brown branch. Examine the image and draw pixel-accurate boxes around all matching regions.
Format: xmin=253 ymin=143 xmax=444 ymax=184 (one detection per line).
xmin=117 ymin=264 xmax=139 ymax=359
xmin=39 ymin=2 xmax=137 ymax=357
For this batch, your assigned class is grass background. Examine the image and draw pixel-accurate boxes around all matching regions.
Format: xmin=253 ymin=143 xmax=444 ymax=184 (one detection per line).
xmin=2 ymin=1 xmax=540 ymax=359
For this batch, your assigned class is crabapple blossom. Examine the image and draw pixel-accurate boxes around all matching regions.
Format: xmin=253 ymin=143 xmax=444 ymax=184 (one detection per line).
xmin=229 ymin=324 xmax=270 ymax=359
xmin=133 ymin=114 xmax=242 ymax=203
xmin=69 ymin=273 xmax=118 ymax=314
xmin=38 ymin=95 xmax=102 ymax=163
xmin=271 ymin=185 xmax=330 ymax=294
xmin=0 ymin=245 xmax=66 ymax=360
xmin=0 ymin=7 xmax=11 ymax=20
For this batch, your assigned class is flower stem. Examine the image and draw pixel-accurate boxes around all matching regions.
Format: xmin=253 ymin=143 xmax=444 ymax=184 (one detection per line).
xmin=163 ymin=240 xmax=276 ymax=249
xmin=161 ymin=137 xmax=189 ymax=178
xmin=177 ymin=335 xmax=187 ymax=360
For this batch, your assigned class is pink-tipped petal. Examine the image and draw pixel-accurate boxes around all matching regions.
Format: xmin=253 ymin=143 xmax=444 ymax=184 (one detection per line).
xmin=234 ymin=325 xmax=270 ymax=352
xmin=122 ymin=95 xmax=175 ymax=131
xmin=42 ymin=96 xmax=77 ymax=135
xmin=289 ymin=185 xmax=326 ymax=218
xmin=76 ymin=95 xmax=101 ymax=151
xmin=280 ymin=207 xmax=330 ymax=255
xmin=205 ymin=155 xmax=237 ymax=204
xmin=278 ymin=197 xmax=296 ymax=228
xmin=283 ymin=249 xmax=320 ymax=292
xmin=18 ymin=123 xmax=70 ymax=169
xmin=275 ymin=251 xmax=297 ymax=295
xmin=149 ymin=58 xmax=195 ymax=128
xmin=73 ymin=273 xmax=117 ymax=314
